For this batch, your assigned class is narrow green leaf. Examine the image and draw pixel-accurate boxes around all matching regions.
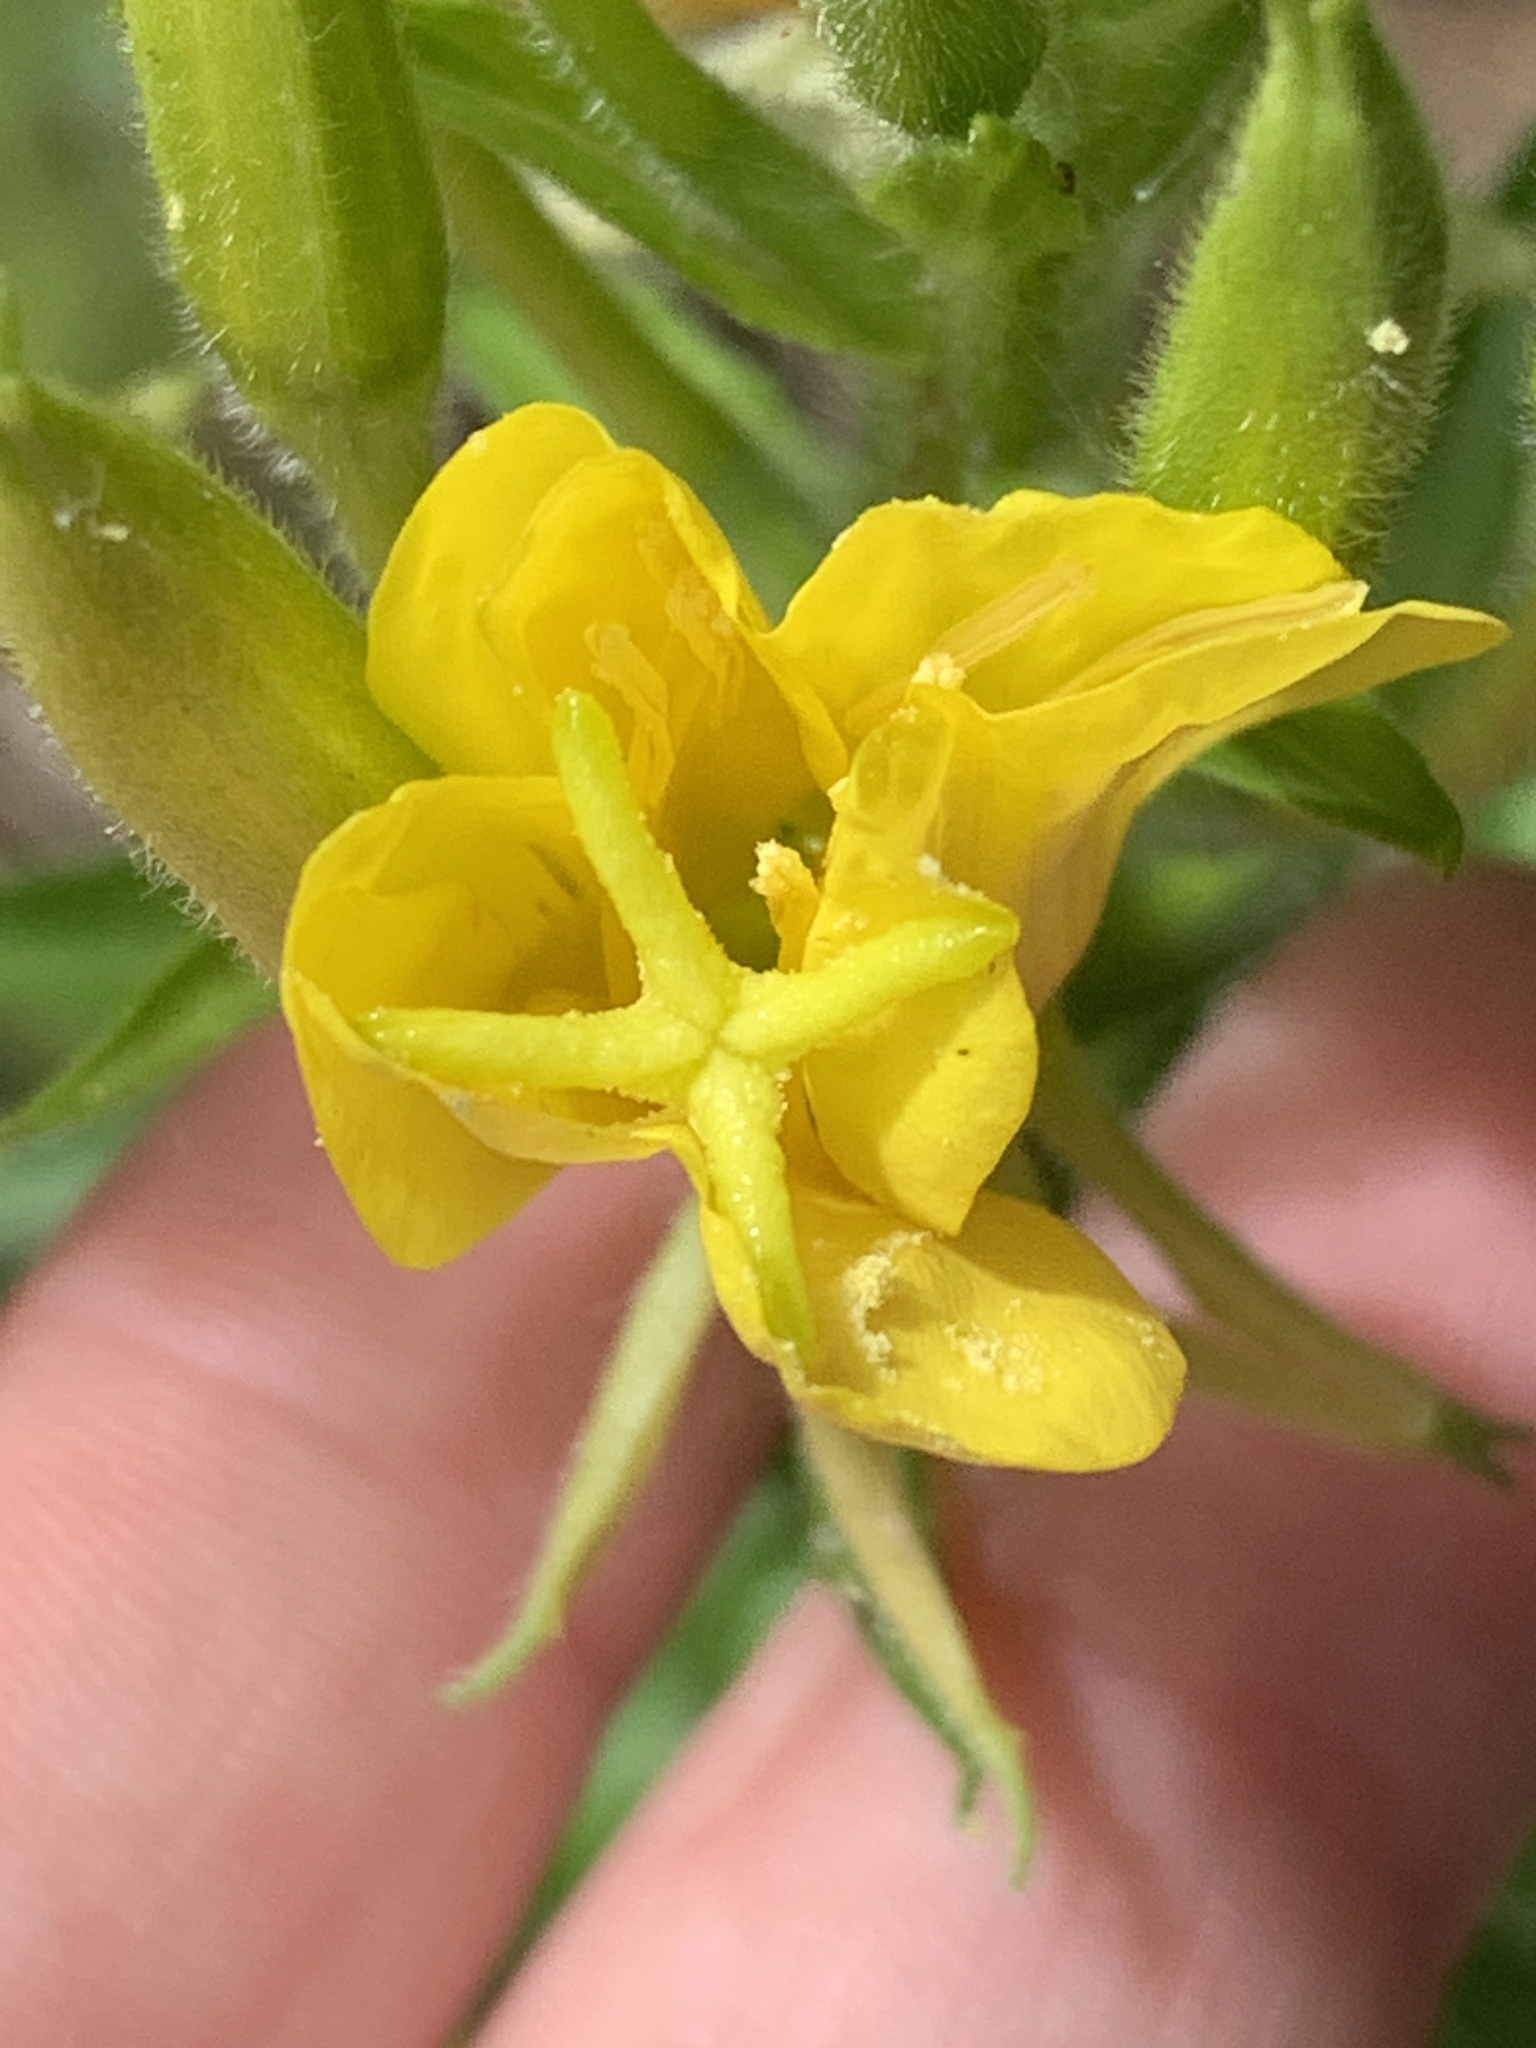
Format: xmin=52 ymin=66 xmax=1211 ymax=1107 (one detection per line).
xmin=800 ymin=1415 xmax=1032 ymax=1875
xmin=446 ymin=1198 xmax=716 ymax=1704
xmin=1195 ymin=697 xmax=1464 ymax=872
xmin=0 ymin=1116 xmax=145 ymax=1292
xmin=0 ymin=864 xmax=196 ymax=1043
xmin=401 ymin=0 xmax=926 ymax=356
xmin=0 ymin=931 xmax=275 ymax=1147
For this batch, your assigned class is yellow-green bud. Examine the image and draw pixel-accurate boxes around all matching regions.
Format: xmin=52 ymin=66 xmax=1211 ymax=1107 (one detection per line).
xmin=1131 ymin=0 xmax=1449 ymax=570
xmin=0 ymin=374 xmax=432 ymax=972
xmin=121 ymin=0 xmax=449 ymax=578
xmin=815 ymin=0 xmax=1048 ymax=139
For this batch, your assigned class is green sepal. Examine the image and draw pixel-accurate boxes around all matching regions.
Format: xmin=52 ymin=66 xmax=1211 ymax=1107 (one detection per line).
xmin=0 ymin=374 xmax=433 ymax=973
xmin=121 ymin=0 xmax=448 ymax=575
xmin=1196 ymin=696 xmax=1464 ymax=873
xmin=446 ymin=1199 xmax=717 ymax=1704
xmin=0 ymin=931 xmax=274 ymax=1148
xmin=814 ymin=0 xmax=1047 ymax=140
xmin=1131 ymin=0 xmax=1450 ymax=570
xmin=800 ymin=1415 xmax=1032 ymax=1878
xmin=401 ymin=0 xmax=926 ymax=358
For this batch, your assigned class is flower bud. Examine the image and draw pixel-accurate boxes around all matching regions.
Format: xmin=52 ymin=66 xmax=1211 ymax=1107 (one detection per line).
xmin=121 ymin=0 xmax=449 ymax=576
xmin=1131 ymin=0 xmax=1449 ymax=570
xmin=0 ymin=374 xmax=431 ymax=971
xmin=815 ymin=0 xmax=1047 ymax=138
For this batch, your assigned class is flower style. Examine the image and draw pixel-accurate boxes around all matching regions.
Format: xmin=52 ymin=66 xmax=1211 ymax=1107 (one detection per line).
xmin=281 ymin=404 xmax=1503 ymax=1471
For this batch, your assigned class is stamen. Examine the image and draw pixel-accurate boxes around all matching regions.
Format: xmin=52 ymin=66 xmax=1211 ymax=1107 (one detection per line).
xmin=927 ymin=560 xmax=1094 ymax=674
xmin=846 ymin=562 xmax=1091 ymax=738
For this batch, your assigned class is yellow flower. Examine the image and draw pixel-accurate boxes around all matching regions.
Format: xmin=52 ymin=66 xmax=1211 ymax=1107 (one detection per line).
xmin=759 ymin=490 xmax=1505 ymax=1002
xmin=281 ymin=403 xmax=1503 ymax=1471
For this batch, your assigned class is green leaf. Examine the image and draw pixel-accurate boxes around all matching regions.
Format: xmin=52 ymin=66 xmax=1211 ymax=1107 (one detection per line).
xmin=1062 ymin=780 xmax=1347 ymax=1103
xmin=1195 ymin=697 xmax=1464 ymax=872
xmin=436 ymin=133 xmax=833 ymax=605
xmin=0 ymin=373 xmax=432 ymax=973
xmin=460 ymin=1456 xmax=809 ymax=2026
xmin=0 ymin=929 xmax=274 ymax=1147
xmin=0 ymin=1115 xmax=145 ymax=1294
xmin=0 ymin=863 xmax=197 ymax=1056
xmin=401 ymin=0 xmax=926 ymax=357
xmin=1372 ymin=295 xmax=1535 ymax=616
xmin=800 ymin=1415 xmax=1032 ymax=1875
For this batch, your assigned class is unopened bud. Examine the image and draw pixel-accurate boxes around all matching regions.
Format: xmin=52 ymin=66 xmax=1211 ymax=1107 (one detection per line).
xmin=1131 ymin=0 xmax=1449 ymax=570
xmin=122 ymin=0 xmax=448 ymax=576
xmin=816 ymin=0 xmax=1047 ymax=139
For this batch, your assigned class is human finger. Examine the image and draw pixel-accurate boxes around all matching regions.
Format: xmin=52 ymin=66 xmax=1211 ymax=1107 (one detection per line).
xmin=482 ymin=865 xmax=1536 ymax=2048
xmin=0 ymin=1022 xmax=779 ymax=2047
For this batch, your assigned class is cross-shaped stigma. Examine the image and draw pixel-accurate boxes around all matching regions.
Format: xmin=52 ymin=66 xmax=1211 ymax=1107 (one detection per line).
xmin=353 ymin=691 xmax=1017 ymax=1364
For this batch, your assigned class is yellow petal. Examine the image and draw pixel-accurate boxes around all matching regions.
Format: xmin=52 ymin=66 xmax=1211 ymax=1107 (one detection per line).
xmin=284 ymin=972 xmax=551 ymax=1267
xmin=760 ymin=490 xmax=1349 ymax=779
xmin=805 ymin=962 xmax=1036 ymax=1235
xmin=923 ymin=592 xmax=1506 ymax=1002
xmin=368 ymin=404 xmax=617 ymax=775
xmin=703 ymin=1170 xmax=1184 ymax=1469
xmin=281 ymin=772 xmax=663 ymax=1262
xmin=802 ymin=705 xmax=1035 ymax=1230
xmin=370 ymin=404 xmax=821 ymax=963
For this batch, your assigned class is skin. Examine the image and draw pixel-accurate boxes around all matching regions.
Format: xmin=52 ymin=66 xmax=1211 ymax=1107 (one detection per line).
xmin=3 ymin=863 xmax=1536 ymax=2046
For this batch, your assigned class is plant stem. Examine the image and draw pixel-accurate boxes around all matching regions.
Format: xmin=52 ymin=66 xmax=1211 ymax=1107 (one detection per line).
xmin=1031 ymin=1008 xmax=1524 ymax=1478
